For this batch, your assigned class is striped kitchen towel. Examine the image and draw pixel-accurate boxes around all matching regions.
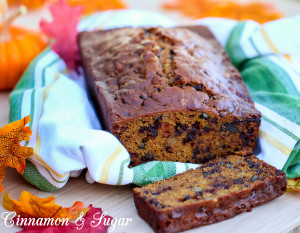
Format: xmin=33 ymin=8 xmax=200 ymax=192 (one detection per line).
xmin=9 ymin=10 xmax=300 ymax=191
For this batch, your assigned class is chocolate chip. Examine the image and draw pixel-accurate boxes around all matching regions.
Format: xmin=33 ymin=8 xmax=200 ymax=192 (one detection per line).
xmin=194 ymin=84 xmax=203 ymax=91
xmin=210 ymin=166 xmax=221 ymax=175
xmin=154 ymin=201 xmax=160 ymax=206
xmin=220 ymin=126 xmax=227 ymax=132
xmin=140 ymin=94 xmax=147 ymax=100
xmin=198 ymin=157 xmax=209 ymax=164
xmin=203 ymin=127 xmax=211 ymax=133
xmin=208 ymin=153 xmax=215 ymax=160
xmin=213 ymin=182 xmax=229 ymax=189
xmin=165 ymin=146 xmax=172 ymax=153
xmin=191 ymin=122 xmax=200 ymax=132
xmin=208 ymin=163 xmax=217 ymax=167
xmin=251 ymin=175 xmax=259 ymax=182
xmin=240 ymin=132 xmax=246 ymax=139
xmin=152 ymin=130 xmax=158 ymax=138
xmin=175 ymin=123 xmax=182 ymax=136
xmin=247 ymin=128 xmax=254 ymax=134
xmin=141 ymin=151 xmax=154 ymax=162
xmin=248 ymin=161 xmax=256 ymax=168
xmin=209 ymin=118 xmax=218 ymax=124
xmin=233 ymin=118 xmax=243 ymax=125
xmin=184 ymin=195 xmax=191 ymax=201
xmin=139 ymin=126 xmax=148 ymax=133
xmin=203 ymin=171 xmax=209 ymax=177
xmin=139 ymin=119 xmax=160 ymax=137
xmin=182 ymin=131 xmax=196 ymax=144
xmin=233 ymin=178 xmax=244 ymax=184
xmin=199 ymin=207 xmax=206 ymax=212
xmin=149 ymin=199 xmax=155 ymax=204
xmin=169 ymin=56 xmax=174 ymax=60
xmin=193 ymin=148 xmax=200 ymax=156
xmin=183 ymin=124 xmax=188 ymax=130
xmin=276 ymin=169 xmax=283 ymax=175
xmin=196 ymin=191 xmax=203 ymax=197
xmin=153 ymin=116 xmax=162 ymax=129
xmin=211 ymin=96 xmax=216 ymax=100
xmin=224 ymin=123 xmax=239 ymax=133
xmin=170 ymin=49 xmax=175 ymax=55
xmin=156 ymin=72 xmax=162 ymax=77
xmin=246 ymin=117 xmax=260 ymax=123
xmin=133 ymin=69 xmax=139 ymax=74
xmin=174 ymin=76 xmax=181 ymax=82
xmin=131 ymin=153 xmax=139 ymax=158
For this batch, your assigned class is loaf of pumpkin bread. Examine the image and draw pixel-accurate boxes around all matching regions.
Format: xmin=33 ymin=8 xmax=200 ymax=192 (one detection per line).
xmin=78 ymin=26 xmax=261 ymax=167
xmin=133 ymin=155 xmax=287 ymax=233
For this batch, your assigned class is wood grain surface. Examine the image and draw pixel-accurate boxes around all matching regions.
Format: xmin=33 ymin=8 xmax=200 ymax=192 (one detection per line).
xmin=1 ymin=0 xmax=300 ymax=232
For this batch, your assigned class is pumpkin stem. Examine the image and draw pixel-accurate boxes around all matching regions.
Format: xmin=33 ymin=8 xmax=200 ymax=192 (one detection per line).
xmin=0 ymin=5 xmax=27 ymax=41
xmin=0 ymin=0 xmax=8 ymax=24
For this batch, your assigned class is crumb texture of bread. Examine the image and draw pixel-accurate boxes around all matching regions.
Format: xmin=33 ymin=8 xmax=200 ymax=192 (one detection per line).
xmin=78 ymin=26 xmax=261 ymax=166
xmin=133 ymin=155 xmax=287 ymax=233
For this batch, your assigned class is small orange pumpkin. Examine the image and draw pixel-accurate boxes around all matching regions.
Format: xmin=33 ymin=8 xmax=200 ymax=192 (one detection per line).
xmin=0 ymin=2 xmax=48 ymax=90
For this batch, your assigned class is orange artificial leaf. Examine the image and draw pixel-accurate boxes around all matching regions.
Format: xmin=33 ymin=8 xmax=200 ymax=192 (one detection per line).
xmin=0 ymin=116 xmax=33 ymax=192
xmin=8 ymin=0 xmax=128 ymax=12
xmin=287 ymin=178 xmax=300 ymax=193
xmin=163 ymin=0 xmax=282 ymax=24
xmin=7 ymin=0 xmax=47 ymax=9
xmin=66 ymin=0 xmax=128 ymax=14
xmin=67 ymin=201 xmax=90 ymax=220
xmin=2 ymin=191 xmax=89 ymax=220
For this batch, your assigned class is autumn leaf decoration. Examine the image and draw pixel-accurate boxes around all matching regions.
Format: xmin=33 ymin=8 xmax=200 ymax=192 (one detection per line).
xmin=0 ymin=116 xmax=33 ymax=192
xmin=8 ymin=0 xmax=127 ymax=13
xmin=67 ymin=0 xmax=127 ymax=14
xmin=287 ymin=178 xmax=300 ymax=193
xmin=40 ymin=0 xmax=83 ymax=71
xmin=3 ymin=191 xmax=113 ymax=233
xmin=163 ymin=0 xmax=282 ymax=24
xmin=3 ymin=191 xmax=89 ymax=220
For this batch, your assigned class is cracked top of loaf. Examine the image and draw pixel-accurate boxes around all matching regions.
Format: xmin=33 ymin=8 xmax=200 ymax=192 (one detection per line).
xmin=78 ymin=26 xmax=260 ymax=125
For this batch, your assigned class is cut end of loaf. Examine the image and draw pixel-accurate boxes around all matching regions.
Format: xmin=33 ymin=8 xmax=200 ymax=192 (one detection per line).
xmin=112 ymin=111 xmax=260 ymax=167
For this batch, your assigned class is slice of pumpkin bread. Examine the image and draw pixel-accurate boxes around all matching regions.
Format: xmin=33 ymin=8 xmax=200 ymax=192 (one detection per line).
xmin=133 ymin=155 xmax=286 ymax=233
